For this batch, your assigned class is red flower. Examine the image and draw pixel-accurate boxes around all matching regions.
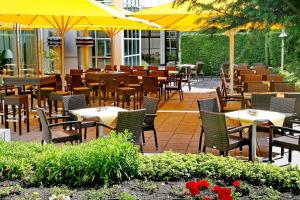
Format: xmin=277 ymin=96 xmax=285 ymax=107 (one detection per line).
xmin=197 ymin=180 xmax=210 ymax=189
xmin=220 ymin=195 xmax=233 ymax=200
xmin=232 ymin=180 xmax=241 ymax=188
xmin=212 ymin=185 xmax=221 ymax=193
xmin=186 ymin=181 xmax=201 ymax=196
xmin=203 ymin=196 xmax=211 ymax=200
xmin=189 ymin=187 xmax=200 ymax=196
xmin=218 ymin=187 xmax=232 ymax=200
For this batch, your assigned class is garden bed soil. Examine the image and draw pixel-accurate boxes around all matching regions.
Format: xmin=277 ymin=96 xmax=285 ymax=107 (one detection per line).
xmin=2 ymin=180 xmax=300 ymax=200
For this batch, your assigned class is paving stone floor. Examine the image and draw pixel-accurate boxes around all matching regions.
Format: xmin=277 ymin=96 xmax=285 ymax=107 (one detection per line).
xmin=1 ymin=77 xmax=299 ymax=167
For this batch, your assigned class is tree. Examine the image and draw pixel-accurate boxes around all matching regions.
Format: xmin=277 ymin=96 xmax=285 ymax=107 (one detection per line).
xmin=174 ymin=0 xmax=300 ymax=30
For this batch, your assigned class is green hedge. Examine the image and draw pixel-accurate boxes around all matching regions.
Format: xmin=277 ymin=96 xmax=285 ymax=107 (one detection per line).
xmin=180 ymin=31 xmax=285 ymax=74
xmin=139 ymin=152 xmax=300 ymax=193
xmin=0 ymin=132 xmax=140 ymax=187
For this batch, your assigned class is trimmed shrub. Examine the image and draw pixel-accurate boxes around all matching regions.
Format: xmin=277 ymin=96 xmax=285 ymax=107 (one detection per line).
xmin=0 ymin=131 xmax=140 ymax=186
xmin=138 ymin=152 xmax=300 ymax=193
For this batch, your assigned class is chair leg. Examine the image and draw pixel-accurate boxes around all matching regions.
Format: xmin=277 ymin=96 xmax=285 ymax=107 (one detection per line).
xmin=281 ymin=147 xmax=284 ymax=157
xmin=199 ymin=128 xmax=204 ymax=152
xmin=269 ymin=143 xmax=273 ymax=162
xmin=288 ymin=150 xmax=292 ymax=163
xmin=18 ymin=105 xmax=22 ymax=136
xmin=239 ymin=130 xmax=243 ymax=152
xmin=153 ymin=128 xmax=158 ymax=150
xmin=142 ymin=130 xmax=145 ymax=143
xmin=12 ymin=105 xmax=16 ymax=132
xmin=84 ymin=128 xmax=87 ymax=140
xmin=26 ymin=102 xmax=29 ymax=132
xmin=220 ymin=151 xmax=225 ymax=156
xmin=203 ymin=146 xmax=206 ymax=153
xmin=140 ymin=144 xmax=143 ymax=153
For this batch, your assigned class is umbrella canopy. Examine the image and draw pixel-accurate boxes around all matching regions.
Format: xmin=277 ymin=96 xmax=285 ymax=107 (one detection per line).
xmin=131 ymin=1 xmax=282 ymax=93
xmin=0 ymin=0 xmax=156 ymax=87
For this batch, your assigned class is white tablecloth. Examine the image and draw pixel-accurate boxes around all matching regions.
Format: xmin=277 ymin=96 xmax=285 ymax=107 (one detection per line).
xmin=225 ymin=109 xmax=286 ymax=126
xmin=70 ymin=106 xmax=126 ymax=125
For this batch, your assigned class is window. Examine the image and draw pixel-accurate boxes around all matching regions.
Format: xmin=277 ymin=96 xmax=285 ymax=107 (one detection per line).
xmin=165 ymin=31 xmax=178 ymax=63
xmin=123 ymin=0 xmax=141 ymax=66
xmin=90 ymin=30 xmax=111 ymax=69
xmin=141 ymin=30 xmax=161 ymax=65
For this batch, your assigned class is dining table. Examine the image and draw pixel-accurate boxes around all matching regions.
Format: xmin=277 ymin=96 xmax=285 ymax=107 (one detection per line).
xmin=2 ymin=75 xmax=56 ymax=107
xmin=225 ymin=109 xmax=293 ymax=161
xmin=69 ymin=106 xmax=126 ymax=137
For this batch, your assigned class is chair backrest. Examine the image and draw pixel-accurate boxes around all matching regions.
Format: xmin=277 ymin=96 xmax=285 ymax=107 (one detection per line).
xmin=284 ymin=93 xmax=300 ymax=118
xmin=263 ymin=74 xmax=284 ymax=82
xmin=237 ymin=69 xmax=255 ymax=76
xmin=62 ymin=94 xmax=86 ymax=111
xmin=255 ymin=69 xmax=271 ymax=75
xmin=70 ymin=69 xmax=83 ymax=75
xmin=143 ymin=96 xmax=159 ymax=125
xmin=165 ymin=66 xmax=177 ymax=71
xmin=244 ymin=82 xmax=269 ymax=92
xmin=196 ymin=61 xmax=204 ymax=74
xmin=251 ymin=93 xmax=276 ymax=110
xmin=36 ymin=107 xmax=52 ymax=144
xmin=197 ymin=98 xmax=219 ymax=112
xmin=132 ymin=66 xmax=144 ymax=70
xmin=270 ymin=97 xmax=296 ymax=113
xmin=142 ymin=76 xmax=158 ymax=94
xmin=102 ymin=77 xmax=116 ymax=93
xmin=148 ymin=66 xmax=159 ymax=70
xmin=200 ymin=111 xmax=229 ymax=151
xmin=127 ymin=75 xmax=139 ymax=84
xmin=176 ymin=73 xmax=183 ymax=88
xmin=133 ymin=70 xmax=148 ymax=76
xmin=149 ymin=70 xmax=165 ymax=77
xmin=270 ymin=82 xmax=295 ymax=92
xmin=116 ymin=109 xmax=146 ymax=144
xmin=70 ymin=75 xmax=83 ymax=90
xmin=241 ymin=74 xmax=262 ymax=82
xmin=120 ymin=65 xmax=131 ymax=70
xmin=105 ymin=65 xmax=117 ymax=71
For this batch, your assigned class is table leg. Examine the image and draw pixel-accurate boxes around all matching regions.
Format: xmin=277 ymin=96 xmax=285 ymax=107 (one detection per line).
xmin=97 ymin=126 xmax=104 ymax=137
xmin=250 ymin=123 xmax=257 ymax=161
xmin=37 ymin=86 xmax=41 ymax=108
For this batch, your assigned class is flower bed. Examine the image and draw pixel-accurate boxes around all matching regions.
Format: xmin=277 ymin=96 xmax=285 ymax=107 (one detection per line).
xmin=0 ymin=134 xmax=299 ymax=199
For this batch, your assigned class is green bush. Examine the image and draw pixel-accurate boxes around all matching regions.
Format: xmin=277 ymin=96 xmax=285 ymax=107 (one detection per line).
xmin=0 ymin=131 xmax=140 ymax=187
xmin=138 ymin=152 xmax=300 ymax=193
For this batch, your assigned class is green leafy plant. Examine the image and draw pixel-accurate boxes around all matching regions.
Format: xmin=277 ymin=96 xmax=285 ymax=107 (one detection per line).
xmin=0 ymin=183 xmax=23 ymax=198
xmin=119 ymin=192 xmax=136 ymax=200
xmin=84 ymin=185 xmax=122 ymax=200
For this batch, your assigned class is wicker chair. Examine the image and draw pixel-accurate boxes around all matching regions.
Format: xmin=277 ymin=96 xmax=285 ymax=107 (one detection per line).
xmin=182 ymin=67 xmax=192 ymax=91
xmin=284 ymin=93 xmax=300 ymax=121
xmin=270 ymin=97 xmax=296 ymax=114
xmin=269 ymin=125 xmax=300 ymax=163
xmin=250 ymin=93 xmax=276 ymax=110
xmin=96 ymin=109 xmax=146 ymax=152
xmin=192 ymin=61 xmax=204 ymax=81
xmin=62 ymin=94 xmax=96 ymax=140
xmin=37 ymin=107 xmax=82 ymax=144
xmin=142 ymin=96 xmax=159 ymax=150
xmin=197 ymin=98 xmax=241 ymax=151
xmin=200 ymin=111 xmax=252 ymax=158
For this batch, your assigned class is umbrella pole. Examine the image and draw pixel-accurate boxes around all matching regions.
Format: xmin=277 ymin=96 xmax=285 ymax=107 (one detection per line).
xmin=229 ymin=30 xmax=235 ymax=95
xmin=61 ymin=31 xmax=66 ymax=91
xmin=109 ymin=32 xmax=115 ymax=71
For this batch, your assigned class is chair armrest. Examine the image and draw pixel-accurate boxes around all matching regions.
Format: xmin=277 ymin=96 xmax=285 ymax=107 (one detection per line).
xmin=228 ymin=125 xmax=251 ymax=134
xmin=269 ymin=125 xmax=300 ymax=135
xmin=48 ymin=121 xmax=81 ymax=128
xmin=96 ymin=122 xmax=115 ymax=130
xmin=146 ymin=114 xmax=157 ymax=117
xmin=47 ymin=116 xmax=70 ymax=121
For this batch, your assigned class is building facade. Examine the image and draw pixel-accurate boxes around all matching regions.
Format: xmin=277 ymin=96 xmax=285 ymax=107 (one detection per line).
xmin=0 ymin=0 xmax=179 ymax=75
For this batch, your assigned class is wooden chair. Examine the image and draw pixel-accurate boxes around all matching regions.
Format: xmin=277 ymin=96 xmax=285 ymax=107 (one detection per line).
xmin=70 ymin=69 xmax=83 ymax=75
xmin=270 ymin=82 xmax=295 ymax=92
xmin=255 ymin=69 xmax=271 ymax=75
xmin=165 ymin=73 xmax=184 ymax=100
xmin=243 ymin=82 xmax=269 ymax=93
xmin=148 ymin=66 xmax=159 ymax=70
xmin=234 ymin=64 xmax=248 ymax=70
xmin=237 ymin=69 xmax=255 ymax=76
xmin=133 ymin=70 xmax=149 ymax=76
xmin=241 ymin=74 xmax=263 ymax=82
xmin=165 ymin=66 xmax=177 ymax=71
xmin=105 ymin=65 xmax=117 ymax=71
xmin=142 ymin=76 xmax=161 ymax=99
xmin=132 ymin=66 xmax=144 ymax=70
xmin=263 ymin=74 xmax=284 ymax=82
xmin=216 ymin=86 xmax=244 ymax=112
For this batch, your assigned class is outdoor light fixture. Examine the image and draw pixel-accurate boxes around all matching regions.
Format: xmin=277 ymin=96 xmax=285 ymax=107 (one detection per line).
xmin=279 ymin=29 xmax=287 ymax=71
xmin=3 ymin=49 xmax=13 ymax=63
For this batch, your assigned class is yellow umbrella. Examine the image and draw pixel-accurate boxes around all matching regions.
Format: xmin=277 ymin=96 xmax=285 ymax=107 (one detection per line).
xmin=131 ymin=1 xmax=282 ymax=93
xmin=0 ymin=0 xmax=157 ymax=88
